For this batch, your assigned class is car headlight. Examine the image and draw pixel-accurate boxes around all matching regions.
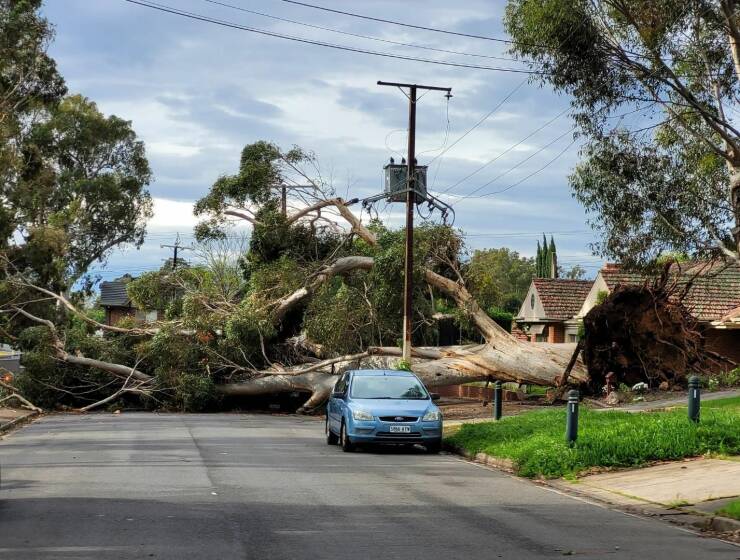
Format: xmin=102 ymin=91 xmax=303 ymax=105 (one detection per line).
xmin=352 ymin=409 xmax=374 ymax=421
xmin=422 ymin=409 xmax=441 ymax=421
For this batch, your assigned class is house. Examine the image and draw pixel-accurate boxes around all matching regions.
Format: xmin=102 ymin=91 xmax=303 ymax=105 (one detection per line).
xmin=576 ymin=262 xmax=740 ymax=364
xmin=99 ymin=276 xmax=160 ymax=326
xmin=515 ymin=278 xmax=594 ymax=343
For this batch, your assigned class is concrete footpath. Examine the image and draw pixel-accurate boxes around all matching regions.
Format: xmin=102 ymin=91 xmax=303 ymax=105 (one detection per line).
xmin=548 ymin=458 xmax=740 ymax=535
xmin=607 ymin=388 xmax=740 ymax=412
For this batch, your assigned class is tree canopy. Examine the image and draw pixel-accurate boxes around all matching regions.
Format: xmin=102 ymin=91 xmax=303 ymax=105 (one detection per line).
xmin=1 ymin=2 xmax=152 ymax=292
xmin=504 ymin=0 xmax=740 ymax=265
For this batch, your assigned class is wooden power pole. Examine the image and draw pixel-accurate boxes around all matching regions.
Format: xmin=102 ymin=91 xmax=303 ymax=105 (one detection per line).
xmin=160 ymin=233 xmax=192 ymax=270
xmin=377 ymin=81 xmax=452 ymax=363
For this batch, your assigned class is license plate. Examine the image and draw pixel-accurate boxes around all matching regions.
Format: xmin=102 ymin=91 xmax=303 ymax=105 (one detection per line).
xmin=389 ymin=425 xmax=411 ymax=433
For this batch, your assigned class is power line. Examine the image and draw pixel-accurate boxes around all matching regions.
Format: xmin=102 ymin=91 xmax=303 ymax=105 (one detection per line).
xmin=451 ymin=137 xmax=577 ymax=206
xmin=464 ymin=230 xmax=590 ymax=237
xmin=277 ymin=0 xmax=534 ymax=46
xmin=123 ymin=0 xmax=548 ymax=74
xmin=425 ymin=78 xmax=528 ymax=168
xmin=439 ymin=107 xmax=569 ymax=195
xmin=202 ymin=0 xmax=526 ymax=63
xmin=455 ymin=127 xmax=575 ymax=200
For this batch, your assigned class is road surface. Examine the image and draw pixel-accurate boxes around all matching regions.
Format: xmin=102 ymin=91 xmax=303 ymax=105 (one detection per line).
xmin=0 ymin=413 xmax=736 ymax=559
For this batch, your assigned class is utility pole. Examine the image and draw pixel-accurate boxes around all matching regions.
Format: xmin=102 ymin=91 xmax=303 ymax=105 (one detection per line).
xmin=377 ymin=81 xmax=452 ymax=363
xmin=160 ymin=233 xmax=192 ymax=270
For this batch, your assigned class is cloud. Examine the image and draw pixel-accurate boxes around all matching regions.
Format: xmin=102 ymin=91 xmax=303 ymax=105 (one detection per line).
xmin=44 ymin=0 xmax=600 ymax=278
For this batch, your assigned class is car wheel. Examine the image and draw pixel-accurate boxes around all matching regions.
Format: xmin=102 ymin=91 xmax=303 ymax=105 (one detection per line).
xmin=340 ymin=421 xmax=355 ymax=452
xmin=425 ymin=439 xmax=442 ymax=454
xmin=326 ymin=416 xmax=338 ymax=445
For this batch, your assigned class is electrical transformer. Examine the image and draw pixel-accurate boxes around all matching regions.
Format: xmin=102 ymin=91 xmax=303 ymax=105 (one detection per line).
xmin=383 ymin=161 xmax=427 ymax=203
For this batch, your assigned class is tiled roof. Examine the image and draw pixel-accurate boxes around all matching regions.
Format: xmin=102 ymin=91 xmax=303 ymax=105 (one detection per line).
xmin=533 ymin=278 xmax=594 ymax=321
xmin=678 ymin=263 xmax=740 ymax=322
xmin=99 ymin=280 xmax=131 ymax=307
xmin=601 ymin=262 xmax=740 ymax=323
xmin=600 ymin=268 xmax=650 ymax=290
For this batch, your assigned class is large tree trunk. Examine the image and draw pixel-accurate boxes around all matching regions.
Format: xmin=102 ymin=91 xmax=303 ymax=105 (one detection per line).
xmin=217 ymin=342 xmax=587 ymax=411
xmin=732 ymin=169 xmax=740 ymax=254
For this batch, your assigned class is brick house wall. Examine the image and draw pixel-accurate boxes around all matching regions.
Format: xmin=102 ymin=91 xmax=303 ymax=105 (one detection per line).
xmin=548 ymin=323 xmax=565 ymax=343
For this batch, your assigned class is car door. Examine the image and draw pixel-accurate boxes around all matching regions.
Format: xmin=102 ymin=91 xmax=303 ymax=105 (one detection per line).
xmin=328 ymin=372 xmax=348 ymax=432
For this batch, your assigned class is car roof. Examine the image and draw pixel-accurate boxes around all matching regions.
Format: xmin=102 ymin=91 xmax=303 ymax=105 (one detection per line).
xmin=349 ymin=369 xmax=416 ymax=377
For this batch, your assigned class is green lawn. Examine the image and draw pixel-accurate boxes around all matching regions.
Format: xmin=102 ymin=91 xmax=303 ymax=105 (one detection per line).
xmin=716 ymin=499 xmax=740 ymax=521
xmin=445 ymin=398 xmax=740 ymax=479
xmin=702 ymin=396 xmax=740 ymax=410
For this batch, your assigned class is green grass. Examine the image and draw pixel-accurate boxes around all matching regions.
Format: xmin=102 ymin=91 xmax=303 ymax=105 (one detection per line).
xmin=716 ymin=500 xmax=740 ymax=521
xmin=446 ymin=401 xmax=740 ymax=479
xmin=702 ymin=396 xmax=740 ymax=410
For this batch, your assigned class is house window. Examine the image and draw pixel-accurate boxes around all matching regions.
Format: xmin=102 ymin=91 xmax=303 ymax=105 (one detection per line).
xmin=530 ymin=293 xmax=535 ymax=309
xmin=567 ymin=334 xmax=578 ymax=343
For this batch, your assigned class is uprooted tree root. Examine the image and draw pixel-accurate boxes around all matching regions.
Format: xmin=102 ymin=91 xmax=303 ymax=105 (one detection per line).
xmin=582 ymin=268 xmax=733 ymax=393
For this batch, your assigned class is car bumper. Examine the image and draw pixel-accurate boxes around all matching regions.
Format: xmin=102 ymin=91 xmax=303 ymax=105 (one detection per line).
xmin=346 ymin=418 xmax=443 ymax=444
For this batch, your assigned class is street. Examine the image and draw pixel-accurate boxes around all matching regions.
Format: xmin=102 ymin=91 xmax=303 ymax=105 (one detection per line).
xmin=0 ymin=414 xmax=737 ymax=559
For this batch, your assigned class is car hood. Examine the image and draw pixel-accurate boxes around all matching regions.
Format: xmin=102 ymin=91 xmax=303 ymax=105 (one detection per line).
xmin=349 ymin=398 xmax=434 ymax=417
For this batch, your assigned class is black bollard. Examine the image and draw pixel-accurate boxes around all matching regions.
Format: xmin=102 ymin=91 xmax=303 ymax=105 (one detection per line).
xmin=566 ymin=389 xmax=579 ymax=446
xmin=493 ymin=381 xmax=502 ymax=421
xmin=688 ymin=376 xmax=700 ymax=423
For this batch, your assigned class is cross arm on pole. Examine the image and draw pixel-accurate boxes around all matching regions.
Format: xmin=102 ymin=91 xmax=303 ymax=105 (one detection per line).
xmin=377 ymin=80 xmax=451 ymax=93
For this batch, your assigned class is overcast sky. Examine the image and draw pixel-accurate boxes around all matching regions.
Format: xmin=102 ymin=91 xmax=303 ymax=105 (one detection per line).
xmin=42 ymin=0 xmax=605 ymax=280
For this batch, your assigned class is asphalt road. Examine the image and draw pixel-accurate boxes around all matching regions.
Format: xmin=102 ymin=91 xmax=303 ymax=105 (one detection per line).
xmin=0 ymin=414 xmax=737 ymax=560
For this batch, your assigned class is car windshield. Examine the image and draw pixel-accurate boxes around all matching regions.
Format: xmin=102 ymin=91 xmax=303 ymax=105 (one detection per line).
xmin=350 ymin=375 xmax=428 ymax=399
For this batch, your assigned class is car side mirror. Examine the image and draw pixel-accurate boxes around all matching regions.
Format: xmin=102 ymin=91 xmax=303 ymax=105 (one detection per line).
xmin=430 ymin=393 xmax=440 ymax=401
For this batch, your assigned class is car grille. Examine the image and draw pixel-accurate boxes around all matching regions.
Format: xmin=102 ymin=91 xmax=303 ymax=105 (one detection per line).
xmin=378 ymin=416 xmax=418 ymax=423
xmin=376 ymin=431 xmax=422 ymax=439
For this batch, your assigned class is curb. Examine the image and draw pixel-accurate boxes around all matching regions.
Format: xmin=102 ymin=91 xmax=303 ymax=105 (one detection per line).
xmin=0 ymin=410 xmax=40 ymax=436
xmin=705 ymin=515 xmax=740 ymax=533
xmin=444 ymin=443 xmax=516 ymax=473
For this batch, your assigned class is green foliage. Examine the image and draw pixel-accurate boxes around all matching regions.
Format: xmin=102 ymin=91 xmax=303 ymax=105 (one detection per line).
xmin=465 ymin=247 xmax=536 ymax=313
xmin=487 ymin=307 xmax=514 ymax=332
xmin=447 ymin=401 xmax=740 ymax=478
xmin=504 ymin=1 xmax=738 ymax=264
xmin=396 ymin=359 xmax=412 ymax=372
xmin=173 ymin=372 xmax=217 ymax=412
xmin=595 ymin=290 xmax=609 ymax=305
xmin=194 ymin=141 xmax=311 ymax=242
xmin=700 ymin=368 xmax=740 ymax=391
xmin=303 ymin=224 xmax=461 ymax=352
xmin=127 ymin=269 xmax=179 ymax=313
xmin=5 ymin=94 xmax=152 ymax=290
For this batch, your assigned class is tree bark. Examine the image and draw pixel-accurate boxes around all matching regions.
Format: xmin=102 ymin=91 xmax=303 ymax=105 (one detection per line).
xmin=731 ymin=169 xmax=740 ymax=253
xmin=216 ymin=342 xmax=587 ymax=411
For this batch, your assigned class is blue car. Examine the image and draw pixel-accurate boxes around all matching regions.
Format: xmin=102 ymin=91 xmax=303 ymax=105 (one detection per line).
xmin=325 ymin=369 xmax=443 ymax=453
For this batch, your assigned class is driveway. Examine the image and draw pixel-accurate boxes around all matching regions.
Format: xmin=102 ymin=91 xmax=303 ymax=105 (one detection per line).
xmin=0 ymin=413 xmax=736 ymax=559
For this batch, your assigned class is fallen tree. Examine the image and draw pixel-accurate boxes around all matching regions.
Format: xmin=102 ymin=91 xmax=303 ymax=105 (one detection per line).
xmin=7 ymin=140 xmax=731 ymax=414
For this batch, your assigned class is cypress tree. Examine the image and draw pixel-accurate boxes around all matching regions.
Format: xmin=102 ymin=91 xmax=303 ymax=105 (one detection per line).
xmin=549 ymin=236 xmax=557 ymax=278
xmin=536 ymin=241 xmax=542 ymax=277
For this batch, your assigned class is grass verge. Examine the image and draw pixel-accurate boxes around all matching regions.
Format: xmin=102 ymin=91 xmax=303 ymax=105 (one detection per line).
xmin=716 ymin=500 xmax=740 ymax=521
xmin=445 ymin=398 xmax=740 ymax=479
